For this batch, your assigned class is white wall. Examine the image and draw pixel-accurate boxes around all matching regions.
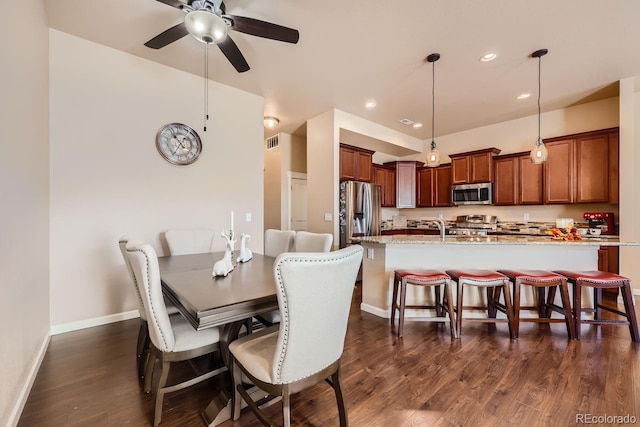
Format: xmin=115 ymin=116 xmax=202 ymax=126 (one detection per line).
xmin=49 ymin=30 xmax=265 ymax=327
xmin=0 ymin=1 xmax=50 ymax=425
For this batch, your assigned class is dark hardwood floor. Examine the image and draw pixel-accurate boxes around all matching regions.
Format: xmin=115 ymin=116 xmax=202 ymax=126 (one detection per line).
xmin=19 ymin=286 xmax=640 ymax=427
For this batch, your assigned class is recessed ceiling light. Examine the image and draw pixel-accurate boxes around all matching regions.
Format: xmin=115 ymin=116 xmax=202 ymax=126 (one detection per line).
xmin=365 ymin=100 xmax=377 ymax=109
xmin=517 ymin=93 xmax=531 ymax=100
xmin=412 ymin=122 xmax=423 ymax=129
xmin=399 ymin=118 xmax=415 ymax=126
xmin=480 ymin=52 xmax=497 ymax=62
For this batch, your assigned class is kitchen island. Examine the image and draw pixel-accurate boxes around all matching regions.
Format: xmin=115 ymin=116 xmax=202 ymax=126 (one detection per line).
xmin=355 ymin=234 xmax=634 ymax=319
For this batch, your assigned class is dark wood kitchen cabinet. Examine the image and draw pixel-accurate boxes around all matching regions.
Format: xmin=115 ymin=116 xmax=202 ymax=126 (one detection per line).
xmin=384 ymin=160 xmax=424 ymax=208
xmin=493 ymin=152 xmax=543 ymax=205
xmin=598 ymin=245 xmax=620 ymax=298
xmin=340 ymin=144 xmax=374 ymax=182
xmin=417 ymin=164 xmax=452 ymax=207
xmin=450 ymin=148 xmax=501 ymax=184
xmin=373 ymin=165 xmax=396 ymax=207
xmin=543 ymin=128 xmax=618 ymax=204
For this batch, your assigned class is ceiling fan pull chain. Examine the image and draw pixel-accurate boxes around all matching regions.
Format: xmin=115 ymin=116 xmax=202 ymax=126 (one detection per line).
xmin=204 ymin=43 xmax=209 ymax=132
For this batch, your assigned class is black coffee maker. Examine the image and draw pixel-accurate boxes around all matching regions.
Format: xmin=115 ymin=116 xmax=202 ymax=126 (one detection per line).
xmin=583 ymin=212 xmax=616 ymax=235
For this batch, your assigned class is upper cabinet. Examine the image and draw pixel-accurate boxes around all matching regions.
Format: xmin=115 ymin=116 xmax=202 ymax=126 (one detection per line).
xmin=373 ymin=165 xmax=396 ymax=207
xmin=493 ymin=152 xmax=543 ymax=206
xmin=543 ymin=128 xmax=619 ymax=204
xmin=450 ymin=148 xmax=501 ymax=184
xmin=417 ymin=164 xmax=452 ymax=207
xmin=384 ymin=160 xmax=424 ymax=208
xmin=339 ymin=144 xmax=374 ymax=182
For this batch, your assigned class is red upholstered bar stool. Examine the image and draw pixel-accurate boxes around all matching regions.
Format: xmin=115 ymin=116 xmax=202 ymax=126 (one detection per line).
xmin=445 ymin=270 xmax=516 ymax=339
xmin=391 ymin=270 xmax=457 ymax=338
xmin=554 ymin=270 xmax=639 ymax=341
xmin=497 ymin=270 xmax=576 ymax=339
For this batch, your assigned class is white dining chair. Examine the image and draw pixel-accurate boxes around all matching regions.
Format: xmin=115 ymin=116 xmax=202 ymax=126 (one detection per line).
xmin=118 ymin=236 xmax=181 ymax=388
xmin=293 ymin=230 xmax=333 ymax=252
xmin=257 ymin=229 xmax=297 ymax=326
xmin=230 ymin=245 xmax=363 ymax=427
xmin=264 ymin=229 xmax=295 ymax=257
xmin=125 ymin=240 xmax=226 ymax=427
xmin=164 ymin=228 xmax=215 ymax=255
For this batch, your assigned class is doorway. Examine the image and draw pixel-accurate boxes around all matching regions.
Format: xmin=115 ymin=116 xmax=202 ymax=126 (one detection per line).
xmin=288 ymin=174 xmax=307 ymax=231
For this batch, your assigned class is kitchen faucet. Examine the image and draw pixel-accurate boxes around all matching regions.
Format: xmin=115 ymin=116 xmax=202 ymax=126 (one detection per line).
xmin=430 ymin=219 xmax=446 ymax=242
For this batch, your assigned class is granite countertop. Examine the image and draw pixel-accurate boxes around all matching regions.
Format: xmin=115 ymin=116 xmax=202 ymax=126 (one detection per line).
xmin=355 ymin=234 xmax=631 ymax=246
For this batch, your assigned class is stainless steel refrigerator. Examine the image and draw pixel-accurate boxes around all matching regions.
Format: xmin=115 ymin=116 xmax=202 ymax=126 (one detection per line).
xmin=339 ymin=181 xmax=382 ymax=248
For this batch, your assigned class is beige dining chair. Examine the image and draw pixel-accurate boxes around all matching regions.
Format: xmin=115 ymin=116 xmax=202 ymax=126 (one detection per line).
xmin=118 ymin=236 xmax=181 ymax=388
xmin=125 ymin=240 xmax=227 ymax=427
xmin=258 ymin=229 xmax=297 ymax=326
xmin=164 ymin=228 xmax=215 ymax=255
xmin=230 ymin=245 xmax=363 ymax=427
xmin=293 ymin=230 xmax=333 ymax=252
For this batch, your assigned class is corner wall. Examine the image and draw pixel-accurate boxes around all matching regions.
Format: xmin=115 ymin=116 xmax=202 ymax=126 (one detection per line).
xmin=0 ymin=1 xmax=50 ymax=424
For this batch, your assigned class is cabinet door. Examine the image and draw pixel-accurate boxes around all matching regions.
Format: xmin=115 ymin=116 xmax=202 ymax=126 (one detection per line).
xmin=384 ymin=168 xmax=396 ymax=207
xmin=451 ymin=157 xmax=469 ymax=184
xmin=543 ymin=139 xmax=574 ymax=204
xmin=373 ymin=166 xmax=387 ymax=205
xmin=518 ymin=155 xmax=543 ymax=204
xmin=575 ymin=132 xmax=609 ymax=203
xmin=416 ymin=168 xmax=434 ymax=207
xmin=493 ymin=157 xmax=518 ymax=205
xmin=396 ymin=162 xmax=417 ymax=208
xmin=433 ymin=165 xmax=452 ymax=207
xmin=340 ymin=146 xmax=357 ymax=181
xmin=609 ymin=130 xmax=619 ymax=204
xmin=470 ymin=152 xmax=493 ymax=183
xmin=356 ymin=151 xmax=373 ymax=182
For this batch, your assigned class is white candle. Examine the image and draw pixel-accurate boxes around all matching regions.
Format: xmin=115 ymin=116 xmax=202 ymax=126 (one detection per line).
xmin=231 ymin=211 xmax=234 ymax=231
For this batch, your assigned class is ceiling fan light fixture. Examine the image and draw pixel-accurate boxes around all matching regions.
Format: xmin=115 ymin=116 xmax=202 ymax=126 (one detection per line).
xmin=184 ymin=10 xmax=228 ymax=44
xmin=264 ymin=116 xmax=280 ymax=129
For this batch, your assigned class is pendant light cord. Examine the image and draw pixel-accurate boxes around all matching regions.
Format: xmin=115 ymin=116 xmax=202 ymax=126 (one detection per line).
xmin=537 ymin=55 xmax=541 ymax=146
xmin=431 ymin=59 xmax=436 ymax=150
xmin=204 ymin=43 xmax=209 ymax=132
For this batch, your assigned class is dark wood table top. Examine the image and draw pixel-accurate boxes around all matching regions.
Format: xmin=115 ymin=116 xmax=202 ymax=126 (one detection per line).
xmin=158 ymin=252 xmax=278 ymax=330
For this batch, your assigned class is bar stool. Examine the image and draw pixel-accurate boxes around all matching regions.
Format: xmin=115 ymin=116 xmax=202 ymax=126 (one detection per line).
xmin=497 ymin=270 xmax=575 ymax=339
xmin=391 ymin=269 xmax=457 ymax=338
xmin=445 ymin=269 xmax=516 ymax=339
xmin=554 ymin=270 xmax=639 ymax=341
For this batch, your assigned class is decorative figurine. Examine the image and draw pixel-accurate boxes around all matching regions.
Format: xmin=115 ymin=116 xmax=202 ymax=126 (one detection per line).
xmin=236 ymin=233 xmax=253 ymax=263
xmin=212 ymin=240 xmax=234 ymax=277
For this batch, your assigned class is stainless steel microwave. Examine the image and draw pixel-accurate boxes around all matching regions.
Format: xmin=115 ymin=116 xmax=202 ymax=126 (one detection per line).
xmin=451 ymin=183 xmax=493 ymax=205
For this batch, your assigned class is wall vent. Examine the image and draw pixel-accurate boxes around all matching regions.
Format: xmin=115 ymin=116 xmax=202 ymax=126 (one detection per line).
xmin=266 ymin=135 xmax=279 ymax=150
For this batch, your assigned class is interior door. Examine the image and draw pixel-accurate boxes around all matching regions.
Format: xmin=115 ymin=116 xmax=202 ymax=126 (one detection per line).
xmin=290 ymin=177 xmax=307 ymax=231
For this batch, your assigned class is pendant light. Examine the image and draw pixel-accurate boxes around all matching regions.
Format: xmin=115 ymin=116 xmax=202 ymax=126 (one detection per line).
xmin=530 ymin=48 xmax=549 ymax=164
xmin=426 ymin=53 xmax=441 ymax=167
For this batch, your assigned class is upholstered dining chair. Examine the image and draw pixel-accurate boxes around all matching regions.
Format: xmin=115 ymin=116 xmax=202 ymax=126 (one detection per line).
xmin=257 ymin=229 xmax=296 ymax=326
xmin=263 ymin=229 xmax=295 ymax=257
xmin=164 ymin=228 xmax=215 ymax=255
xmin=118 ymin=236 xmax=180 ymax=387
xmin=125 ymin=240 xmax=226 ymax=427
xmin=230 ymin=245 xmax=363 ymax=427
xmin=293 ymin=230 xmax=333 ymax=252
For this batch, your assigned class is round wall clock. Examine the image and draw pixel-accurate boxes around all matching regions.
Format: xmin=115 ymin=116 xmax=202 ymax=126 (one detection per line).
xmin=155 ymin=123 xmax=202 ymax=165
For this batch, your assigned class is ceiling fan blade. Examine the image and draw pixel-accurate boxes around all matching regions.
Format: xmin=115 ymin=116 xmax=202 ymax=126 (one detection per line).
xmin=217 ymin=36 xmax=250 ymax=73
xmin=220 ymin=1 xmax=226 ymax=14
xmin=225 ymin=15 xmax=300 ymax=44
xmin=144 ymin=22 xmax=190 ymax=49
xmin=155 ymin=0 xmax=187 ymax=10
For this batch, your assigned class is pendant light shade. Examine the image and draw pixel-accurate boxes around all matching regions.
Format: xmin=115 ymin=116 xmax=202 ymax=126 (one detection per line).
xmin=426 ymin=53 xmax=441 ymax=167
xmin=530 ymin=48 xmax=548 ymax=164
xmin=184 ymin=10 xmax=228 ymax=44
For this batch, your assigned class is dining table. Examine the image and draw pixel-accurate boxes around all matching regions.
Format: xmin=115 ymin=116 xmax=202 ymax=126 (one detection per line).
xmin=158 ymin=251 xmax=279 ymax=426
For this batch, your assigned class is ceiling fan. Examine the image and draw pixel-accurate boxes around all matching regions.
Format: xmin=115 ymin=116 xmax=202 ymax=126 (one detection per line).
xmin=144 ymin=0 xmax=300 ymax=73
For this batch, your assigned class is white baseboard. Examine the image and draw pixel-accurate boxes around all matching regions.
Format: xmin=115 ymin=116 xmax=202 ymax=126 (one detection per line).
xmin=50 ymin=309 xmax=140 ymax=336
xmin=8 ymin=334 xmax=50 ymax=427
xmin=360 ymin=303 xmax=389 ymax=318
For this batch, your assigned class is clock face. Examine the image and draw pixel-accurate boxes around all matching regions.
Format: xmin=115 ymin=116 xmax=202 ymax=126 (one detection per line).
xmin=156 ymin=123 xmax=202 ymax=165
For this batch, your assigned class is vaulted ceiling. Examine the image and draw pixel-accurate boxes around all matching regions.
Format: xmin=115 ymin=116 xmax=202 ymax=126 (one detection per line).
xmin=44 ymin=0 xmax=640 ymax=139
